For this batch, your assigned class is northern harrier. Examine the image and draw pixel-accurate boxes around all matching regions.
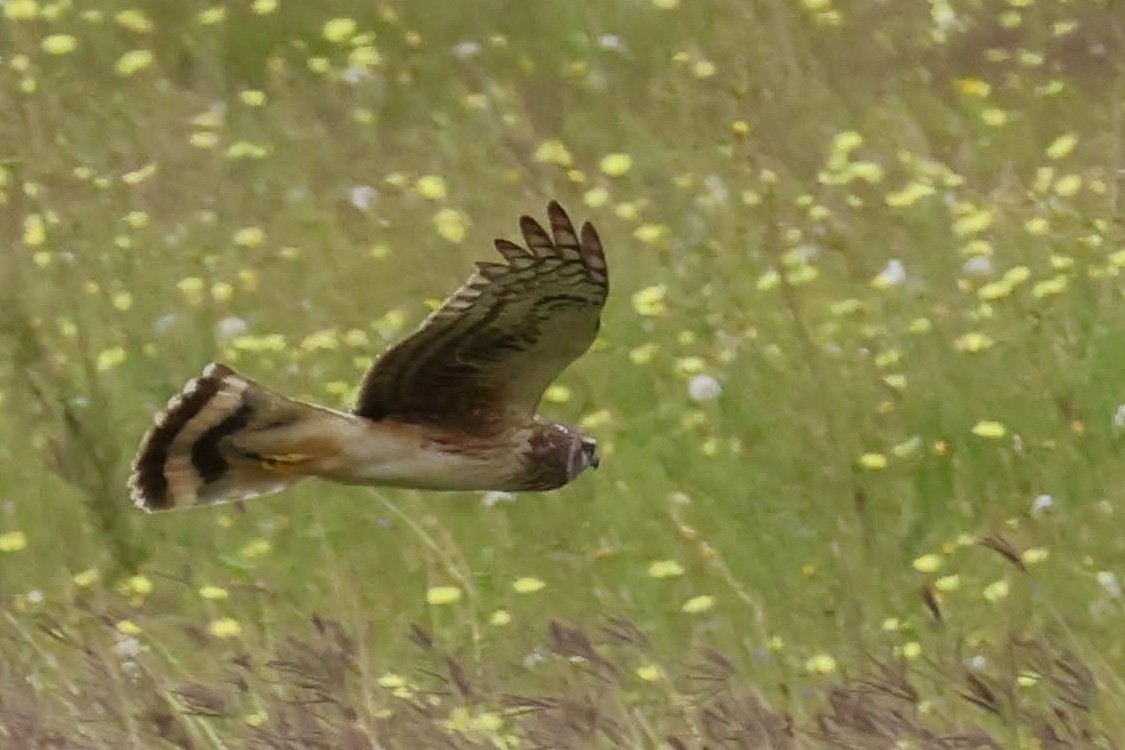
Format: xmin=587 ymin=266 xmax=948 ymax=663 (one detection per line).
xmin=129 ymin=201 xmax=607 ymax=511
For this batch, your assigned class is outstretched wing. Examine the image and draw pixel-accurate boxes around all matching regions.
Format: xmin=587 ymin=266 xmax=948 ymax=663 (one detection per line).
xmin=354 ymin=200 xmax=608 ymax=429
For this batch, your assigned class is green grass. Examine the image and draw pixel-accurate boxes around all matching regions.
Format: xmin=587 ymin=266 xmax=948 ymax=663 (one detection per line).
xmin=2 ymin=0 xmax=1125 ymax=746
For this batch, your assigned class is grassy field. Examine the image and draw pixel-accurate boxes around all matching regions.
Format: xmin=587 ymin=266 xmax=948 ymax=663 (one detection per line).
xmin=2 ymin=0 xmax=1125 ymax=746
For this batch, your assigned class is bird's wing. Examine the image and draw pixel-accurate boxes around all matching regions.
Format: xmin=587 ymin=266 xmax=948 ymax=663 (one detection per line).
xmin=353 ymin=201 xmax=608 ymax=430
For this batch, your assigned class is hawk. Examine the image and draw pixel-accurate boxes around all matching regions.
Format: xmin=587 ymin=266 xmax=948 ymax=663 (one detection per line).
xmin=128 ymin=201 xmax=607 ymax=511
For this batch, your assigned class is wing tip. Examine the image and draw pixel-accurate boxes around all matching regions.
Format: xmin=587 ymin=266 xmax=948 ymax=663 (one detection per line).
xmin=509 ymin=202 xmax=608 ymax=281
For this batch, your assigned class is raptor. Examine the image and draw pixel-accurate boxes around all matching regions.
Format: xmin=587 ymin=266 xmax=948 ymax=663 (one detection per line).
xmin=128 ymin=201 xmax=608 ymax=511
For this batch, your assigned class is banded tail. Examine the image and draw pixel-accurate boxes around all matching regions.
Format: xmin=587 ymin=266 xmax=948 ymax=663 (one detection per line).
xmin=128 ymin=363 xmax=345 ymax=511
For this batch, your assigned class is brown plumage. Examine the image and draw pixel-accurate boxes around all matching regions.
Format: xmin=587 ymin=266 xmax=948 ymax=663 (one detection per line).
xmin=128 ymin=201 xmax=607 ymax=511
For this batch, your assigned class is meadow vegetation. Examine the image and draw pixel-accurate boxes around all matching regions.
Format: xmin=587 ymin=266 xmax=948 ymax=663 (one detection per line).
xmin=1 ymin=0 xmax=1125 ymax=746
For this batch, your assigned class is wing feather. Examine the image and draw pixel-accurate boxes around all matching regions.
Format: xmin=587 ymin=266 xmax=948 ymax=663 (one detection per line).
xmin=519 ymin=215 xmax=556 ymax=258
xmin=354 ymin=201 xmax=608 ymax=429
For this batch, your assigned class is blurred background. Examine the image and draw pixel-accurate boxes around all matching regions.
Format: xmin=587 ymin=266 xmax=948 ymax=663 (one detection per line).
xmin=1 ymin=0 xmax=1124 ymax=746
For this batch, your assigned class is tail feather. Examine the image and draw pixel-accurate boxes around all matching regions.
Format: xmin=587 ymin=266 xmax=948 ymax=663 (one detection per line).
xmin=128 ymin=363 xmax=328 ymax=511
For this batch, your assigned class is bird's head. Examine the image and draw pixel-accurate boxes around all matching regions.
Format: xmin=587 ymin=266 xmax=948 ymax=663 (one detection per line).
xmin=522 ymin=422 xmax=600 ymax=490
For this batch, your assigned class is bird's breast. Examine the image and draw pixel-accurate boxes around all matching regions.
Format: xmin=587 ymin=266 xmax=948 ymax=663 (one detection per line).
xmin=330 ymin=420 xmax=527 ymax=491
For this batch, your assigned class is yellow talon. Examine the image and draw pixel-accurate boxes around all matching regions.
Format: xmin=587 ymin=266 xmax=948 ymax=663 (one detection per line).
xmin=262 ymin=453 xmax=312 ymax=472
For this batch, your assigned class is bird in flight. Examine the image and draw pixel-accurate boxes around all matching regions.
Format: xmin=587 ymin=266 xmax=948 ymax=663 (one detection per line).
xmin=128 ymin=201 xmax=608 ymax=511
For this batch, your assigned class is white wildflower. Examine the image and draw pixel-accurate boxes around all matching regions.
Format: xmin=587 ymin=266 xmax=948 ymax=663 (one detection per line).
xmin=704 ymin=174 xmax=729 ymax=204
xmin=153 ymin=313 xmax=180 ymax=335
xmin=1113 ymin=404 xmax=1125 ymax=432
xmin=962 ymin=256 xmax=994 ymax=277
xmin=597 ymin=34 xmax=625 ymax=51
xmin=1031 ymin=494 xmax=1054 ymax=517
xmin=875 ymin=259 xmax=907 ymax=287
xmin=482 ymin=491 xmax=516 ymax=508
xmin=348 ymin=185 xmax=377 ymax=210
xmin=216 ymin=316 xmax=248 ymax=341
xmin=688 ymin=374 xmax=723 ymax=402
xmin=452 ymin=41 xmax=482 ymax=59
xmin=1097 ymin=571 xmax=1121 ymax=598
xmin=114 ymin=635 xmax=142 ymax=660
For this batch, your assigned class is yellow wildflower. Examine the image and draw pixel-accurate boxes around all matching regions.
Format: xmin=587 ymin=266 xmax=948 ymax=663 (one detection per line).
xmin=5 ymin=0 xmax=39 ymax=20
xmin=125 ymin=575 xmax=153 ymax=596
xmin=682 ymin=595 xmax=714 ymax=614
xmin=972 ymin=420 xmax=1007 ymax=439
xmin=631 ymin=284 xmax=666 ymax=316
xmin=178 ymin=276 xmax=205 ymax=304
xmin=599 ymin=153 xmax=632 ymax=176
xmin=433 ymin=209 xmax=468 ymax=243
xmin=629 ymin=343 xmax=659 ymax=364
xmin=805 ymin=654 xmax=837 ymax=674
xmin=0 ymin=531 xmax=27 ymax=552
xmin=647 ymin=560 xmax=684 ymax=578
xmin=116 ymin=9 xmax=153 ymax=32
xmin=323 ymin=17 xmax=357 ymax=43
xmin=982 ymin=578 xmax=1009 ymax=602
xmin=953 ymin=209 xmax=993 ymax=237
xmin=96 ymin=347 xmax=126 ymax=371
xmin=199 ymin=585 xmax=229 ymax=600
xmin=832 ymin=130 xmax=863 ymax=155
xmin=534 ymin=139 xmax=573 ymax=167
xmin=885 ymin=182 xmax=934 ymax=207
xmin=934 ymin=574 xmax=960 ymax=591
xmin=426 ymin=586 xmax=462 ymax=605
xmin=198 ymin=6 xmax=226 ymax=24
xmin=1032 ymin=276 xmax=1067 ymax=299
xmin=634 ymin=223 xmax=668 ymax=246
xmin=1053 ymin=174 xmax=1082 ymax=197
xmin=41 ymin=34 xmax=78 ymax=55
xmin=512 ymin=577 xmax=545 ymax=594
xmin=23 ymin=214 xmax=46 ymax=246
xmin=73 ymin=568 xmax=99 ymax=587
xmin=1045 ymin=133 xmax=1077 ymax=160
xmin=691 ymin=59 xmax=716 ymax=78
xmin=580 ymin=409 xmax=612 ymax=429
xmin=115 ymin=49 xmax=154 ymax=76
xmin=122 ymin=163 xmax=157 ymax=185
xmin=981 ymin=107 xmax=1008 ymax=126
xmin=209 ymin=617 xmax=242 ymax=638
xmin=955 ymin=78 xmax=991 ymax=97
xmin=241 ymin=538 xmax=271 ymax=557
xmin=583 ymin=186 xmax=609 ymax=207
xmin=233 ymin=226 xmax=265 ymax=247
xmin=415 ymin=175 xmax=447 ymax=200
xmin=1004 ymin=265 xmax=1031 ymax=286
xmin=858 ymin=452 xmax=887 ymax=471
xmin=954 ymin=332 xmax=994 ymax=352
xmin=912 ymin=554 xmax=942 ymax=573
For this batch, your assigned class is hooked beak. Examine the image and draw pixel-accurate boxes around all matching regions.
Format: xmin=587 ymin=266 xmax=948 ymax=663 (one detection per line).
xmin=590 ymin=453 xmax=600 ymax=469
